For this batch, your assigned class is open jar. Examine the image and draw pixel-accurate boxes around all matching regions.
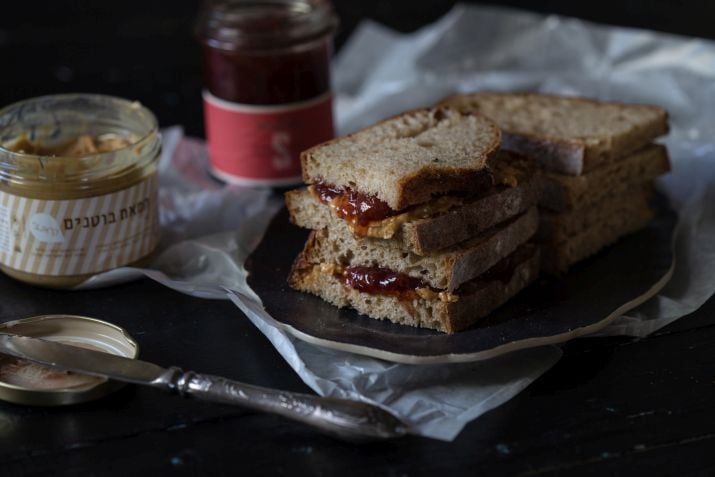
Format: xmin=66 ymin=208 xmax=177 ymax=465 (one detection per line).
xmin=197 ymin=0 xmax=338 ymax=186
xmin=0 ymin=94 xmax=161 ymax=288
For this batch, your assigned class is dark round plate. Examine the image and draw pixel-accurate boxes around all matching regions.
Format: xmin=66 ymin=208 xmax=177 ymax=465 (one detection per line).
xmin=246 ymin=204 xmax=676 ymax=364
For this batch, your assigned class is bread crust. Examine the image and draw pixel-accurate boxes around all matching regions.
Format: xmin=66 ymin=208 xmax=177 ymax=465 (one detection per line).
xmin=539 ymin=184 xmax=653 ymax=241
xmin=540 ymin=144 xmax=669 ymax=212
xmin=540 ymin=187 xmax=656 ymax=274
xmin=541 ymin=209 xmax=653 ymax=274
xmin=502 ymin=132 xmax=586 ymax=175
xmin=300 ymin=107 xmax=502 ymax=209
xmin=444 ymin=245 xmax=540 ymax=332
xmin=438 ymin=91 xmax=669 ymax=176
xmin=301 ymin=207 xmax=538 ymax=291
xmin=445 ymin=208 xmax=538 ymax=290
xmin=404 ymin=171 xmax=542 ymax=254
xmin=286 ymin=153 xmax=542 ymax=255
xmin=395 ymin=166 xmax=495 ymax=210
xmin=289 ymin=237 xmax=540 ymax=333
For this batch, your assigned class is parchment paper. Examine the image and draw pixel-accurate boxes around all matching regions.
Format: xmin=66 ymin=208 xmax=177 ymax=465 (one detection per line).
xmin=77 ymin=4 xmax=715 ymax=440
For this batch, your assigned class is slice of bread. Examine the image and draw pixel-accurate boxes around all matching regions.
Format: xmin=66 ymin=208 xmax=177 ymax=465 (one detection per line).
xmin=539 ymin=184 xmax=654 ymax=242
xmin=540 ymin=186 xmax=655 ymax=274
xmin=300 ymin=107 xmax=501 ymax=210
xmin=289 ymin=235 xmax=540 ymax=333
xmin=439 ymin=92 xmax=669 ymax=176
xmin=287 ymin=151 xmax=542 ymax=255
xmin=308 ymin=207 xmax=537 ymax=292
xmin=541 ymin=144 xmax=669 ymax=212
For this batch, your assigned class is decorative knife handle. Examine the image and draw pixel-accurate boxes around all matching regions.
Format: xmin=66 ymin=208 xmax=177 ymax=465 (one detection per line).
xmin=156 ymin=367 xmax=407 ymax=441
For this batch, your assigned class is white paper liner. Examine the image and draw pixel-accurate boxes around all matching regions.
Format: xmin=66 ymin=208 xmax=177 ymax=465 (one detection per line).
xmin=71 ymin=4 xmax=715 ymax=440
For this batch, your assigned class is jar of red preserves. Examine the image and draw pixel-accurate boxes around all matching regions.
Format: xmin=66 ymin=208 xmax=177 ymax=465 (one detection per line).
xmin=197 ymin=0 xmax=338 ymax=186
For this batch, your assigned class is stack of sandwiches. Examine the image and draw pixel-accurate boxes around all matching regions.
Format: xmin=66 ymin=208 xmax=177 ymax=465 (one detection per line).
xmin=285 ymin=93 xmax=671 ymax=333
xmin=286 ymin=107 xmax=542 ymax=333
xmin=440 ymin=92 xmax=670 ymax=273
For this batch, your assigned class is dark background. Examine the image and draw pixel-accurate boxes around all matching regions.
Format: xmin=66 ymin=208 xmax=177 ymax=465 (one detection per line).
xmin=2 ymin=2 xmax=715 ymax=475
xmin=2 ymin=0 xmax=714 ymax=137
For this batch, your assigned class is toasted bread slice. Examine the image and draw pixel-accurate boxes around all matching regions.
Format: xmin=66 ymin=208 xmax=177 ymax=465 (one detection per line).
xmin=540 ymin=186 xmax=655 ymax=273
xmin=541 ymin=144 xmax=670 ymax=212
xmin=289 ymin=234 xmax=540 ymax=333
xmin=300 ymin=107 xmax=501 ymax=210
xmin=287 ymin=150 xmax=542 ymax=254
xmin=308 ymin=207 xmax=537 ymax=292
xmin=439 ymin=92 xmax=668 ymax=176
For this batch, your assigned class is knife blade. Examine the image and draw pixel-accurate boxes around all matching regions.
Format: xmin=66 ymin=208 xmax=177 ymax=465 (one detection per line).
xmin=0 ymin=333 xmax=407 ymax=441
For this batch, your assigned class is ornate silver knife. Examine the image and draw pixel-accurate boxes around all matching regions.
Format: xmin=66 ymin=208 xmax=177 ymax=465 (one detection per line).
xmin=0 ymin=333 xmax=407 ymax=441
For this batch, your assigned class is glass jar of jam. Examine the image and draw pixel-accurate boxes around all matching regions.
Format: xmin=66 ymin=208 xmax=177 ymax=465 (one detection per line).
xmin=197 ymin=0 xmax=338 ymax=187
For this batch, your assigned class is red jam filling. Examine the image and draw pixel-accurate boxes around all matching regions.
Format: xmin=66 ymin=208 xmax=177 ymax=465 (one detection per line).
xmin=199 ymin=4 xmax=333 ymax=105
xmin=313 ymin=181 xmax=398 ymax=226
xmin=341 ymin=266 xmax=434 ymax=300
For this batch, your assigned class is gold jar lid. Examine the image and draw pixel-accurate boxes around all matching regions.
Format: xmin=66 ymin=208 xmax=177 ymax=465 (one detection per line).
xmin=0 ymin=314 xmax=138 ymax=406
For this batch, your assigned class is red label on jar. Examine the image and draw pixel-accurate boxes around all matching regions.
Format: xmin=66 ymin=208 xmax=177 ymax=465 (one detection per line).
xmin=203 ymin=90 xmax=335 ymax=186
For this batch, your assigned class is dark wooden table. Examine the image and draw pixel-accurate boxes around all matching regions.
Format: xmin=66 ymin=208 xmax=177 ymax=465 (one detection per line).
xmin=2 ymin=1 xmax=715 ymax=475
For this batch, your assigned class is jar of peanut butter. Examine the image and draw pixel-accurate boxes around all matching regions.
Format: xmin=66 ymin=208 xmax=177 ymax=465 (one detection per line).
xmin=0 ymin=94 xmax=161 ymax=288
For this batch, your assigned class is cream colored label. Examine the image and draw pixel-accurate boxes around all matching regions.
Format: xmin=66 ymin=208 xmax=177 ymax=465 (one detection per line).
xmin=0 ymin=174 xmax=159 ymax=276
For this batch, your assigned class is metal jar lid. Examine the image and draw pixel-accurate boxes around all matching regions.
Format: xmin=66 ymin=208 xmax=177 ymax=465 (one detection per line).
xmin=0 ymin=314 xmax=138 ymax=406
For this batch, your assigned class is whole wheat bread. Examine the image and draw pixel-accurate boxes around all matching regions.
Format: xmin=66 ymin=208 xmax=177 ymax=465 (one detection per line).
xmin=439 ymin=92 xmax=668 ymax=176
xmin=300 ymin=107 xmax=501 ymax=210
xmin=308 ymin=207 xmax=537 ymax=291
xmin=540 ymin=188 xmax=655 ymax=273
xmin=287 ymin=151 xmax=542 ymax=254
xmin=539 ymin=184 xmax=654 ymax=242
xmin=541 ymin=144 xmax=669 ymax=211
xmin=289 ymin=234 xmax=540 ymax=333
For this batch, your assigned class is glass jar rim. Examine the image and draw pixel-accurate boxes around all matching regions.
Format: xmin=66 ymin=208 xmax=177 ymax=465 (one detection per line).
xmin=196 ymin=0 xmax=338 ymax=51
xmin=0 ymin=93 xmax=160 ymax=185
xmin=0 ymin=93 xmax=158 ymax=160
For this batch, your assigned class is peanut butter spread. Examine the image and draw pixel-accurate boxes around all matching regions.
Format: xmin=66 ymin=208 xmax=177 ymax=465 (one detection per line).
xmin=492 ymin=153 xmax=532 ymax=188
xmin=2 ymin=133 xmax=146 ymax=201
xmin=10 ymin=133 xmax=133 ymax=157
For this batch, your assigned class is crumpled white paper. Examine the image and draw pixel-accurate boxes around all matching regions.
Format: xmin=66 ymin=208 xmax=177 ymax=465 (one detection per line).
xmin=76 ymin=4 xmax=715 ymax=441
